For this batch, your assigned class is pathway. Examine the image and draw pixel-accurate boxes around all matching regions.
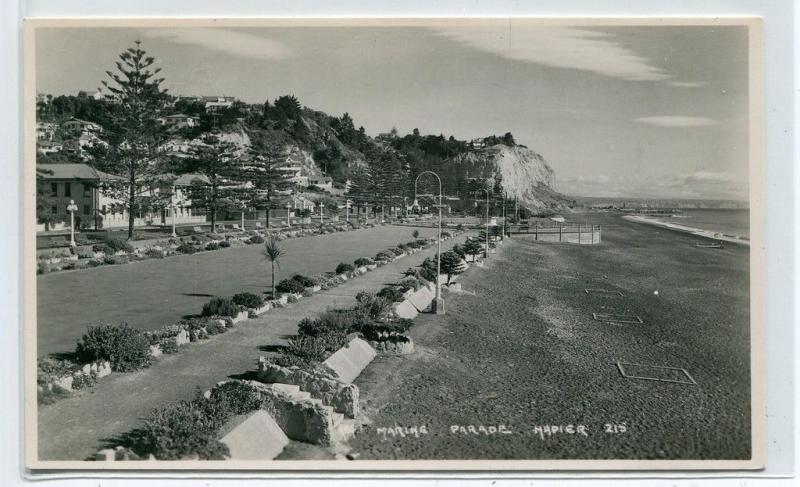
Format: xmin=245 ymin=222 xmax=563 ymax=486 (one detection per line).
xmin=37 ymin=233 xmax=469 ymax=461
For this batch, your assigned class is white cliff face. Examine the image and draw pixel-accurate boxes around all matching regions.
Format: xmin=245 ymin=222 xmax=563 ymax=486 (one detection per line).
xmin=452 ymin=145 xmax=567 ymax=209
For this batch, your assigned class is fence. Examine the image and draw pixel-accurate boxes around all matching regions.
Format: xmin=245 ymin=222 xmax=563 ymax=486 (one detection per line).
xmin=507 ymin=223 xmax=601 ymax=245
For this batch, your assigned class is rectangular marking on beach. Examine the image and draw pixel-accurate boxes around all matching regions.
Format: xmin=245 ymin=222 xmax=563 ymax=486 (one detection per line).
xmin=585 ymin=288 xmax=625 ymax=297
xmin=616 ymin=362 xmax=697 ymax=385
xmin=592 ymin=313 xmax=643 ymax=324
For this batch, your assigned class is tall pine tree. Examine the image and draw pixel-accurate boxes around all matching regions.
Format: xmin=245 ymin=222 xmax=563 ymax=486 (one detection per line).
xmin=96 ymin=40 xmax=170 ymax=239
xmin=240 ymin=133 xmax=293 ymax=228
xmin=184 ymin=132 xmax=242 ymax=230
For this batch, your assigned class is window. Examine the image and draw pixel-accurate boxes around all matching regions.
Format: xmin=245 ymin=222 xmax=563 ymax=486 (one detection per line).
xmin=51 ymin=205 xmax=58 ymax=215
xmin=64 ymin=182 xmax=71 ymax=197
xmin=50 ymin=182 xmax=58 ymax=196
xmin=83 ymin=205 xmax=91 ymax=215
xmin=83 ymin=184 xmax=91 ymax=197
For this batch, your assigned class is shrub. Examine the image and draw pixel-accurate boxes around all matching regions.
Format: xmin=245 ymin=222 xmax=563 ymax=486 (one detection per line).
xmin=388 ymin=247 xmax=404 ymax=256
xmin=176 ymin=243 xmax=198 ymax=254
xmin=205 ymin=242 xmax=220 ymax=251
xmin=275 ymin=278 xmax=305 ymax=294
xmin=145 ymin=248 xmax=165 ymax=259
xmin=249 ymin=235 xmax=265 ymax=244
xmin=406 ymin=240 xmax=421 ymax=249
xmin=75 ymin=324 xmax=152 ymax=372
xmin=205 ymin=320 xmax=227 ymax=335
xmin=72 ymin=372 xmax=97 ymax=390
xmin=398 ymin=243 xmax=411 ymax=252
xmin=354 ymin=257 xmax=374 ymax=266
xmin=286 ymin=335 xmax=328 ymax=362
xmin=105 ymin=237 xmax=134 ymax=254
xmin=209 ymin=381 xmax=263 ymax=416
xmin=207 ymin=232 xmax=223 ymax=240
xmin=201 ymin=297 xmax=239 ymax=318
xmin=441 ymin=231 xmax=452 ymax=238
xmin=291 ymin=274 xmax=317 ymax=287
xmin=375 ymin=251 xmax=395 ymax=262
xmin=415 ymin=239 xmax=429 ymax=247
xmin=158 ymin=337 xmax=180 ymax=354
xmin=377 ymin=286 xmax=405 ymax=302
xmin=335 ymin=263 xmax=354 ymax=275
xmin=287 ymin=294 xmax=299 ymax=304
xmin=37 ymin=357 xmax=78 ymax=386
xmin=127 ymin=391 xmax=231 ymax=460
xmin=273 ymin=353 xmax=310 ymax=368
xmin=440 ymin=250 xmax=466 ymax=284
xmin=219 ymin=240 xmax=231 ymax=248
xmin=397 ymin=276 xmax=423 ymax=292
xmin=451 ymin=244 xmax=466 ymax=259
xmin=231 ymin=292 xmax=265 ymax=309
xmin=355 ymin=292 xmax=393 ymax=321
xmin=87 ymin=259 xmax=104 ymax=267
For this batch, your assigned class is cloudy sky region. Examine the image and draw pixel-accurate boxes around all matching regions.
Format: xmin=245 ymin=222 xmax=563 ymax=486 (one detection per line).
xmin=35 ymin=22 xmax=751 ymax=200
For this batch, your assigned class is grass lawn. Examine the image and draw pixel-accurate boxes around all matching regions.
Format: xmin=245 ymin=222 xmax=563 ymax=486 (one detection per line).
xmin=36 ymin=224 xmax=438 ymax=357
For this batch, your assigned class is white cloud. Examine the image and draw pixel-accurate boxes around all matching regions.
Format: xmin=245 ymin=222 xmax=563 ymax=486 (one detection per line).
xmin=633 ymin=116 xmax=718 ymax=127
xmin=432 ymin=26 xmax=669 ymax=81
xmin=560 ymin=171 xmax=746 ymax=199
xmin=144 ymin=28 xmax=291 ymax=60
xmin=667 ymin=81 xmax=708 ymax=88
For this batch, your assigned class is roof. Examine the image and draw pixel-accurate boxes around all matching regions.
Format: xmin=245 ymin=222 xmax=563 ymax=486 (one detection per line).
xmin=172 ymin=173 xmax=210 ymax=186
xmin=163 ymin=113 xmax=196 ymax=119
xmin=62 ymin=117 xmax=95 ymax=126
xmin=36 ymin=163 xmax=122 ymax=181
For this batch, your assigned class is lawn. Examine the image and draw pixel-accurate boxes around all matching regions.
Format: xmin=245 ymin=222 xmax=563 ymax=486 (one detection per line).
xmin=36 ymin=224 xmax=437 ymax=357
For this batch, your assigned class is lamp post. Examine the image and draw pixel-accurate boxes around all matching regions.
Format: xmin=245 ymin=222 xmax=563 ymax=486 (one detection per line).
xmin=414 ymin=171 xmax=444 ymax=315
xmin=241 ymin=204 xmax=246 ymax=231
xmin=66 ymin=199 xmax=78 ymax=247
xmin=477 ymin=188 xmax=490 ymax=258
xmin=170 ymin=186 xmax=177 ymax=238
xmin=285 ymin=203 xmax=291 ymax=227
xmin=345 ymin=199 xmax=351 ymax=223
xmin=319 ymin=202 xmax=325 ymax=225
xmin=501 ymin=191 xmax=507 ymax=240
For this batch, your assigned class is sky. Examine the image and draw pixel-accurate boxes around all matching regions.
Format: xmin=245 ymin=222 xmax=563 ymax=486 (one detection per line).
xmin=34 ymin=21 xmax=751 ymax=200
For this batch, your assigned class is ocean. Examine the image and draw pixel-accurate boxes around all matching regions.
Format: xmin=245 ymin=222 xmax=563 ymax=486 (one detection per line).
xmin=649 ymin=209 xmax=750 ymax=239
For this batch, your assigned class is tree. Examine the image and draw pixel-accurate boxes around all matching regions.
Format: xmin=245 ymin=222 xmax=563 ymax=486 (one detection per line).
xmin=239 ymin=132 xmax=293 ymax=228
xmin=439 ymin=250 xmax=466 ymax=284
xmin=35 ymin=167 xmax=59 ymax=231
xmin=263 ymin=237 xmax=284 ymax=298
xmin=184 ymin=132 xmax=242 ymax=230
xmin=96 ymin=40 xmax=170 ymax=239
xmin=462 ymin=238 xmax=483 ymax=262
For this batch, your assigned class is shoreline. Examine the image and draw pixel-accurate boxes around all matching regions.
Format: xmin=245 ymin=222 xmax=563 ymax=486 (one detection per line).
xmin=621 ymin=214 xmax=750 ymax=247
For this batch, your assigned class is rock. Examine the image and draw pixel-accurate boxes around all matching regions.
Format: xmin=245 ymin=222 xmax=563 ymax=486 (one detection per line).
xmin=149 ymin=345 xmax=162 ymax=358
xmin=322 ymin=337 xmax=377 ymax=384
xmin=258 ymin=359 xmax=360 ymax=417
xmin=407 ymin=287 xmax=435 ymax=313
xmin=255 ymin=303 xmax=272 ymax=315
xmin=392 ymin=300 xmax=419 ymax=320
xmin=81 ymin=364 xmax=92 ymax=375
xmin=52 ymin=375 xmax=73 ymax=392
xmin=96 ymin=361 xmax=112 ymax=378
xmin=370 ymin=337 xmax=415 ymax=355
xmin=219 ymin=410 xmax=289 ymax=460
xmin=175 ymin=329 xmax=190 ymax=346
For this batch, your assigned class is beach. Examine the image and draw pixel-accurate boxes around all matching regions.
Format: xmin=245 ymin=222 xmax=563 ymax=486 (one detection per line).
xmin=349 ymin=213 xmax=751 ymax=460
xmin=621 ymin=212 xmax=750 ymax=247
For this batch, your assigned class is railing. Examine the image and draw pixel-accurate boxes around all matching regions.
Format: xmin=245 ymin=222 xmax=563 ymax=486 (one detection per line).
xmin=508 ymin=223 xmax=601 ymax=245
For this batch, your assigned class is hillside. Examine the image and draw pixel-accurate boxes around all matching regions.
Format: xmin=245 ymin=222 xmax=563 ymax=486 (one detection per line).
xmin=447 ymin=145 xmax=573 ymax=209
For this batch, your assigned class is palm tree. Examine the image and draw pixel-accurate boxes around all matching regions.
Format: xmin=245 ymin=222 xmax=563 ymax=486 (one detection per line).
xmin=263 ymin=237 xmax=284 ymax=298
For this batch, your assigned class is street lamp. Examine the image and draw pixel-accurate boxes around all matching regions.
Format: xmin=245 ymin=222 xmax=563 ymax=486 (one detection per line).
xmin=285 ymin=203 xmax=291 ymax=227
xmin=477 ymin=188 xmax=490 ymax=258
xmin=414 ymin=171 xmax=445 ymax=315
xmin=345 ymin=199 xmax=352 ymax=223
xmin=170 ymin=186 xmax=177 ymax=238
xmin=319 ymin=202 xmax=325 ymax=225
xmin=66 ymin=199 xmax=78 ymax=247
xmin=501 ymin=191 xmax=507 ymax=240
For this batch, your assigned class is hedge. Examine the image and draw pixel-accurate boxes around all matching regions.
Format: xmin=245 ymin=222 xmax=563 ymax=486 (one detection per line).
xmin=75 ymin=324 xmax=152 ymax=372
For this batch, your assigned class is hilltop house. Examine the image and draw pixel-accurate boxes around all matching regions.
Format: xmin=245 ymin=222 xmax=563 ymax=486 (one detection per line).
xmin=308 ymin=175 xmax=333 ymax=192
xmin=203 ymin=96 xmax=236 ymax=112
xmin=159 ymin=113 xmax=199 ymax=130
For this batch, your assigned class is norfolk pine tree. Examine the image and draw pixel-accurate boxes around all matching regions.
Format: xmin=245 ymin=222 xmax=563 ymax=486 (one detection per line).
xmin=97 ymin=41 xmax=170 ymax=240
xmin=185 ymin=132 xmax=242 ymax=230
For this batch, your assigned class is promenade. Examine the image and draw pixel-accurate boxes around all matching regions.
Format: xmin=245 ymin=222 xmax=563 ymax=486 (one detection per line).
xmin=37 ymin=231 xmax=468 ymax=461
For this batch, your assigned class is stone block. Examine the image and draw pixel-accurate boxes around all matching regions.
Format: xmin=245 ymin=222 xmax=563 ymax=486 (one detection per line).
xmin=322 ymin=337 xmax=377 ymax=384
xmin=175 ymin=329 xmax=190 ymax=346
xmin=255 ymin=303 xmax=272 ymax=315
xmin=370 ymin=337 xmax=415 ymax=355
xmin=52 ymin=375 xmax=73 ymax=392
xmin=233 ymin=380 xmax=338 ymax=446
xmin=81 ymin=364 xmax=92 ymax=375
xmin=392 ymin=299 xmax=419 ymax=320
xmin=356 ymin=266 xmax=367 ymax=275
xmin=366 ymin=264 xmax=377 ymax=271
xmin=149 ymin=345 xmax=162 ymax=358
xmin=407 ymin=287 xmax=434 ymax=313
xmin=219 ymin=410 xmax=289 ymax=460
xmin=231 ymin=311 xmax=249 ymax=324
xmin=96 ymin=361 xmax=112 ymax=378
xmin=337 ymin=273 xmax=348 ymax=281
xmin=258 ymin=359 xmax=360 ymax=417
xmin=90 ymin=362 xmax=99 ymax=375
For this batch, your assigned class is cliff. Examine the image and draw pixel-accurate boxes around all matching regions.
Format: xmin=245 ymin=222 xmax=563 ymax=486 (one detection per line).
xmin=448 ymin=145 xmax=572 ymax=209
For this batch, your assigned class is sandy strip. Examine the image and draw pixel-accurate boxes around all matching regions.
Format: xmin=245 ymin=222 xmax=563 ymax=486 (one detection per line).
xmin=621 ymin=215 xmax=750 ymax=247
